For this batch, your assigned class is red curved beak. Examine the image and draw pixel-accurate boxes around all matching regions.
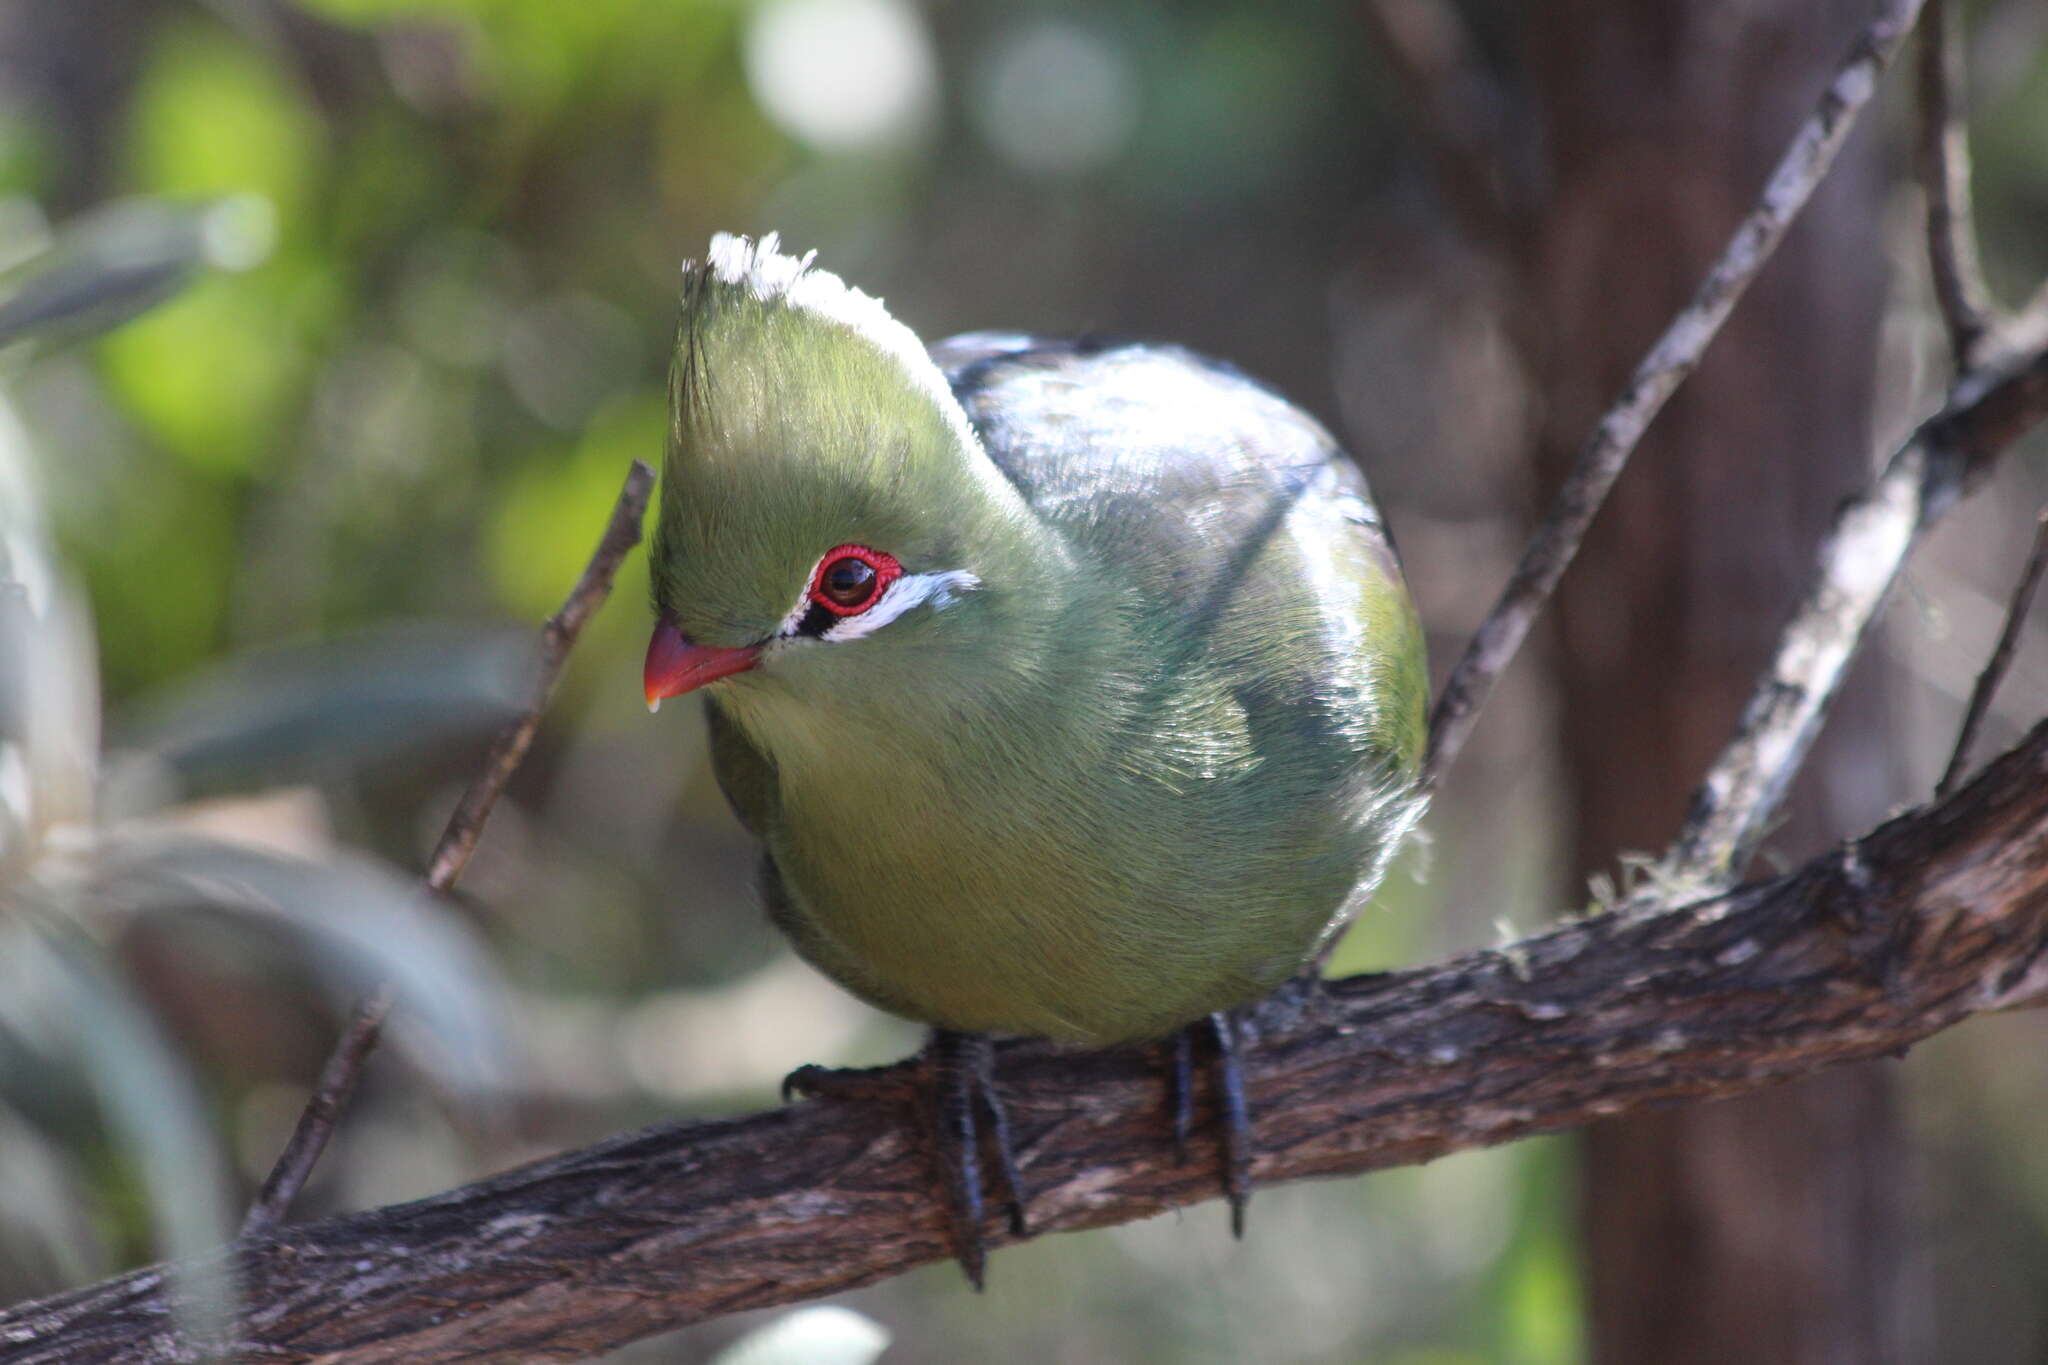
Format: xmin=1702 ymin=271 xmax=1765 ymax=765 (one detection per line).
xmin=644 ymin=616 xmax=759 ymax=711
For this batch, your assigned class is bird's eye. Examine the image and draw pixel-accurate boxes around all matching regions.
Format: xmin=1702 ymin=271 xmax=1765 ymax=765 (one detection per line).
xmin=821 ymin=557 xmax=875 ymax=606
xmin=807 ymin=544 xmax=902 ymax=616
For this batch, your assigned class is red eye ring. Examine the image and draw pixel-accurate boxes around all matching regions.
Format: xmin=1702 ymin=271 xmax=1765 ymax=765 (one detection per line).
xmin=807 ymin=544 xmax=902 ymax=616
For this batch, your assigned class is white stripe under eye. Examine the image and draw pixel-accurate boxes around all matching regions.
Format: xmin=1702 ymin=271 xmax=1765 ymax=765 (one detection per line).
xmin=820 ymin=570 xmax=980 ymax=642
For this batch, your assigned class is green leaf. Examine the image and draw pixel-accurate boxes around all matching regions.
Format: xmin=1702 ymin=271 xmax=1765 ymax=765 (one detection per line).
xmin=91 ymin=834 xmax=510 ymax=1095
xmin=0 ymin=197 xmax=272 ymax=353
xmin=120 ymin=622 xmax=532 ymax=795
xmin=0 ymin=915 xmax=235 ymax=1330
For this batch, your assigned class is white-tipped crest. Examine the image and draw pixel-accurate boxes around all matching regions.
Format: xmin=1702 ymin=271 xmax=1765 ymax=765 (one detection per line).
xmin=695 ymin=232 xmax=984 ymax=462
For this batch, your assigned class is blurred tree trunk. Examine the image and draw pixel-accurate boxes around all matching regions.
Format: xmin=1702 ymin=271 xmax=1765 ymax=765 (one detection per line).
xmin=1525 ymin=4 xmax=1924 ymax=1363
xmin=0 ymin=0 xmax=155 ymax=212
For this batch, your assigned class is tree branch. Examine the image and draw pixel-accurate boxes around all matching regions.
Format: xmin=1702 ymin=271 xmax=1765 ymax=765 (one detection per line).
xmin=238 ymin=984 xmax=397 ymax=1239
xmin=1937 ymin=509 xmax=2048 ymax=798
xmin=1918 ymin=0 xmax=1998 ymax=364
xmin=6 ymin=721 xmax=2048 ymax=1364
xmin=422 ymin=460 xmax=656 ymax=895
xmin=1421 ymin=0 xmax=1927 ymax=788
xmin=1659 ymin=340 xmax=2048 ymax=887
xmin=239 ymin=460 xmax=656 ymax=1237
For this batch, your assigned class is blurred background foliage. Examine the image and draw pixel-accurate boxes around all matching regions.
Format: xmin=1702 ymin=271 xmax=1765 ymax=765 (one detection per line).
xmin=0 ymin=0 xmax=2043 ymax=1362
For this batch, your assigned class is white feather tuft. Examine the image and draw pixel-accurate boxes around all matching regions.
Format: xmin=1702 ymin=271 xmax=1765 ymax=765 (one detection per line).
xmin=694 ymin=232 xmax=983 ymax=462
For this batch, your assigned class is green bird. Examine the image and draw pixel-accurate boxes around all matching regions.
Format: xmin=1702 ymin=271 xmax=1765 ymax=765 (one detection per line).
xmin=644 ymin=233 xmax=1427 ymax=1282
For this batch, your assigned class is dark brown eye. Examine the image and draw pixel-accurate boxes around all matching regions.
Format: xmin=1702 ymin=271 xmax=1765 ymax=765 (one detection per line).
xmin=821 ymin=556 xmax=876 ymax=608
xmin=806 ymin=544 xmax=902 ymax=616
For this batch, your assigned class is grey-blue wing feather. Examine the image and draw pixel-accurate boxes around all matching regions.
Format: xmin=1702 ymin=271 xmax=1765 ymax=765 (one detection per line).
xmin=934 ymin=334 xmax=1429 ymax=1016
xmin=936 ymin=336 xmax=1399 ymax=598
xmin=937 ymin=333 xmax=1427 ymax=795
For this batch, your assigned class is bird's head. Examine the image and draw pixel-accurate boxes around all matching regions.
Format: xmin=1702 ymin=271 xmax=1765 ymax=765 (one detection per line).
xmin=645 ymin=233 xmax=1056 ymax=718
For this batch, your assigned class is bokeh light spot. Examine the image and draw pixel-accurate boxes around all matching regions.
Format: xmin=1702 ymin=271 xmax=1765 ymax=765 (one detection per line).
xmin=743 ymin=0 xmax=937 ymax=152
xmin=971 ymin=19 xmax=1138 ymax=177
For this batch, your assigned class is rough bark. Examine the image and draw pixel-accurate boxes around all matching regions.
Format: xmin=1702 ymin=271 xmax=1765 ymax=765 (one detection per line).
xmin=3 ymin=722 xmax=2047 ymax=1365
xmin=1526 ymin=4 xmax=1916 ymax=1362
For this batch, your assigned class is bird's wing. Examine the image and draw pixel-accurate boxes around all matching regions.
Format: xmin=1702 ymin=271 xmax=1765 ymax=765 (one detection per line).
xmin=937 ymin=335 xmax=1427 ymax=776
xmin=924 ymin=330 xmax=1043 ymax=377
xmin=938 ymin=336 xmax=1402 ymax=590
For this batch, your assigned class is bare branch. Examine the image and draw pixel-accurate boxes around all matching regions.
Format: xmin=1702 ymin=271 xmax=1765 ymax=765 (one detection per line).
xmin=423 ymin=462 xmax=657 ymax=893
xmin=1358 ymin=0 xmax=1519 ymax=255
xmin=239 ymin=460 xmax=656 ymax=1236
xmin=1918 ymin=0 xmax=1999 ymax=363
xmin=239 ymin=985 xmax=395 ymax=1238
xmin=1660 ymin=341 xmax=2048 ymax=886
xmin=8 ymin=722 xmax=2048 ymax=1365
xmin=1938 ymin=509 xmax=2048 ymax=797
xmin=1421 ymin=0 xmax=1928 ymax=789
xmin=1602 ymin=0 xmax=2043 ymax=891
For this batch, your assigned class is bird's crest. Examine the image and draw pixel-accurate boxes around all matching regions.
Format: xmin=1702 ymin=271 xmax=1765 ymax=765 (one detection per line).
xmin=672 ymin=232 xmax=979 ymax=460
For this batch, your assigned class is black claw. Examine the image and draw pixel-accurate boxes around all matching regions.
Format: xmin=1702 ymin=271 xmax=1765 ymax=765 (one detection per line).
xmin=779 ymin=1037 xmax=1027 ymax=1285
xmin=780 ymin=1064 xmax=818 ymax=1104
xmin=932 ymin=1033 xmax=989 ymax=1287
xmin=928 ymin=1030 xmax=1030 ymax=1287
xmin=976 ymin=1072 xmax=1030 ymax=1237
xmin=1164 ymin=1011 xmax=1256 ymax=1235
xmin=1168 ymin=1028 xmax=1195 ymax=1164
xmin=1207 ymin=1011 xmax=1254 ymax=1238
xmin=780 ymin=1061 xmax=890 ymax=1103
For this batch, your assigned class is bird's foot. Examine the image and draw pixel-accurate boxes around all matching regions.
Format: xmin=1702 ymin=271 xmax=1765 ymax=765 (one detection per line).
xmin=1167 ymin=1010 xmax=1254 ymax=1236
xmin=779 ymin=1031 xmax=1027 ymax=1290
xmin=926 ymin=1029 xmax=1028 ymax=1288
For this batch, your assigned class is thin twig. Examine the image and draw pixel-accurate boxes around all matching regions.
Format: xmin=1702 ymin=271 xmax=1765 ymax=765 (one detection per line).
xmin=423 ymin=461 xmax=656 ymax=893
xmin=1420 ymin=0 xmax=1928 ymax=790
xmin=1660 ymin=344 xmax=2048 ymax=886
xmin=238 ymin=985 xmax=395 ymax=1238
xmin=1358 ymin=0 xmax=1519 ymax=257
xmin=239 ymin=460 xmax=656 ymax=1237
xmin=1918 ymin=0 xmax=1998 ymax=364
xmin=1937 ymin=509 xmax=2048 ymax=797
xmin=13 ymin=722 xmax=2048 ymax=1364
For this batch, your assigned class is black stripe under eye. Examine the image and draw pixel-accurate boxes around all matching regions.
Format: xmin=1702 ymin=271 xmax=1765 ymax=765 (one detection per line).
xmin=794 ymin=601 xmax=838 ymax=638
